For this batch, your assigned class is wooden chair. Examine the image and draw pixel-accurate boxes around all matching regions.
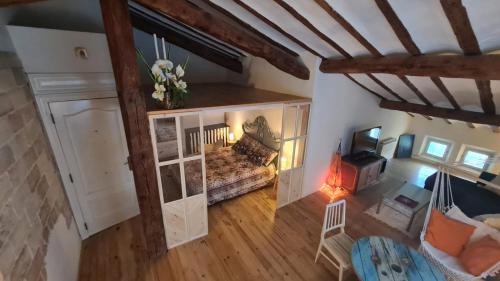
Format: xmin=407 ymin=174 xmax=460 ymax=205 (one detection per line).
xmin=315 ymin=199 xmax=354 ymax=281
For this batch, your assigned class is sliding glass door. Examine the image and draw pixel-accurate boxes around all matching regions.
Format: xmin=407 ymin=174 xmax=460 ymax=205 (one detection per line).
xmin=277 ymin=103 xmax=311 ymax=208
xmin=149 ymin=112 xmax=208 ymax=249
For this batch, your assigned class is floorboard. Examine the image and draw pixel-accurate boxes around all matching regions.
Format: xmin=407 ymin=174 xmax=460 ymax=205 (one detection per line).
xmin=78 ymin=170 xmax=421 ymax=281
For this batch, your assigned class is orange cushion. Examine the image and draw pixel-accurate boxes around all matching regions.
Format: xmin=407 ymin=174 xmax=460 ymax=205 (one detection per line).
xmin=459 ymin=235 xmax=500 ymax=276
xmin=425 ymin=209 xmax=476 ymax=256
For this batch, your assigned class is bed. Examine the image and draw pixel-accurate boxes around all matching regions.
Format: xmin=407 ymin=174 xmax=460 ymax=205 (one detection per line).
xmin=183 ymin=116 xmax=279 ymax=205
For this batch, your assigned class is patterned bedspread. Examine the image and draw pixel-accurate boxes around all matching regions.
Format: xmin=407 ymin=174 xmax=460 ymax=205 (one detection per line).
xmin=184 ymin=147 xmax=276 ymax=205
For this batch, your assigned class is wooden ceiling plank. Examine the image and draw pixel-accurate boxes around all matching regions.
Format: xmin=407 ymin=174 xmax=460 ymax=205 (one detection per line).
xmin=100 ymin=0 xmax=166 ymax=258
xmin=319 ymin=55 xmax=500 ymax=80
xmin=344 ymin=74 xmax=387 ymax=100
xmin=366 ymin=74 xmax=406 ymax=102
xmin=130 ymin=11 xmax=242 ymax=73
xmin=199 ymin=0 xmax=298 ymax=58
xmin=440 ymin=0 xmax=496 ymax=115
xmin=314 ymin=0 xmax=381 ymax=57
xmin=134 ymin=0 xmax=309 ymax=79
xmin=273 ymin=0 xmax=352 ymax=58
xmin=233 ymin=0 xmax=324 ymax=58
xmin=374 ymin=0 xmax=421 ymax=55
xmin=380 ymin=100 xmax=500 ymax=126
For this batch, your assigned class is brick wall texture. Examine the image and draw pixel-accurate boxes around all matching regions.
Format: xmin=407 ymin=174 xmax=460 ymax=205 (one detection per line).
xmin=0 ymin=56 xmax=74 ymax=281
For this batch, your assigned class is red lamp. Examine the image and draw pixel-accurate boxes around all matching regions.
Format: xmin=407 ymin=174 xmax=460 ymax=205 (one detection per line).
xmin=321 ymin=140 xmax=344 ymax=202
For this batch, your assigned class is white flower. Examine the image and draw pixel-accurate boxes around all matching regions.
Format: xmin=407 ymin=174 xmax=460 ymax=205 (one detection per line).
xmin=156 ymin=59 xmax=173 ymax=71
xmin=155 ymin=83 xmax=166 ymax=93
xmin=151 ymin=64 xmax=166 ymax=82
xmin=166 ymin=72 xmax=176 ymax=81
xmin=175 ymin=65 xmax=185 ymax=78
xmin=152 ymin=90 xmax=164 ymax=101
xmin=177 ymin=80 xmax=187 ymax=90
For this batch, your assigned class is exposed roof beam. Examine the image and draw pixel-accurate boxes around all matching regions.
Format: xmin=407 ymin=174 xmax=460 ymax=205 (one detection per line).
xmin=100 ymin=0 xmax=166 ymax=257
xmin=366 ymin=74 xmax=406 ymax=102
xmin=440 ymin=0 xmax=496 ymax=115
xmin=444 ymin=119 xmax=453 ymax=124
xmin=407 ymin=112 xmax=416 ymax=117
xmin=374 ymin=0 xmax=421 ymax=55
xmin=380 ymin=100 xmax=500 ymax=126
xmin=423 ymin=115 xmax=433 ymax=121
xmin=314 ymin=0 xmax=381 ymax=57
xmin=344 ymin=74 xmax=387 ymax=100
xmin=430 ymin=77 xmax=461 ymax=109
xmin=398 ymin=75 xmax=432 ymax=106
xmin=134 ymin=0 xmax=309 ymax=79
xmin=232 ymin=0 xmax=324 ymax=58
xmin=475 ymin=80 xmax=496 ymax=115
xmin=130 ymin=8 xmax=242 ymax=73
xmin=319 ymin=55 xmax=500 ymax=80
xmin=199 ymin=0 xmax=298 ymax=58
xmin=273 ymin=0 xmax=351 ymax=58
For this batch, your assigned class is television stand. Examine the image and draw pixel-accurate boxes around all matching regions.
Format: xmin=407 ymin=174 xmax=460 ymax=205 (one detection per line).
xmin=341 ymin=153 xmax=386 ymax=194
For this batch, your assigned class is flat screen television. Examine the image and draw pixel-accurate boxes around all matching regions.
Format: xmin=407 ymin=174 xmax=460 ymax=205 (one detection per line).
xmin=350 ymin=126 xmax=382 ymax=155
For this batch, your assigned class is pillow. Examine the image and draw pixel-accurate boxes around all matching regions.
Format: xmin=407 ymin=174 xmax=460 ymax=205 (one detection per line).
xmin=232 ymin=134 xmax=278 ymax=166
xmin=459 ymin=235 xmax=500 ymax=276
xmin=474 ymin=213 xmax=500 ymax=222
xmin=447 ymin=206 xmax=500 ymax=244
xmin=485 ymin=218 xmax=500 ymax=230
xmin=425 ymin=208 xmax=476 ymax=256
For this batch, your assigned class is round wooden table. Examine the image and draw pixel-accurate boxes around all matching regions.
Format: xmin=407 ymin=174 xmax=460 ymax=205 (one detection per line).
xmin=351 ymin=236 xmax=446 ymax=281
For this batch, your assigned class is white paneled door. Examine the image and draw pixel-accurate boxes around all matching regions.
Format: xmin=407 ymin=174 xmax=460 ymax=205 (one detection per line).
xmin=49 ymin=98 xmax=139 ymax=235
xmin=277 ymin=103 xmax=311 ymax=208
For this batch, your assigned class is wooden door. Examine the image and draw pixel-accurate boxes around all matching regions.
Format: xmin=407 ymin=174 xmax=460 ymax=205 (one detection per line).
xmin=49 ymin=98 xmax=139 ymax=235
xmin=150 ymin=112 xmax=208 ymax=249
xmin=277 ymin=103 xmax=311 ymax=208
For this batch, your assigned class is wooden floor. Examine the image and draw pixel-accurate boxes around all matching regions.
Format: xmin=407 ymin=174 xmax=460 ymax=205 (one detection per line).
xmin=78 ymin=178 xmax=419 ymax=281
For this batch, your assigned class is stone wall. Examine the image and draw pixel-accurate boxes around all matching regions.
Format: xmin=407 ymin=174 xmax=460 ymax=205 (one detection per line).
xmin=0 ymin=53 xmax=75 ymax=281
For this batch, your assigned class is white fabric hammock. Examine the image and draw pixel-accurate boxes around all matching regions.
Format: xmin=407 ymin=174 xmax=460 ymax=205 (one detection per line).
xmin=420 ymin=167 xmax=500 ymax=281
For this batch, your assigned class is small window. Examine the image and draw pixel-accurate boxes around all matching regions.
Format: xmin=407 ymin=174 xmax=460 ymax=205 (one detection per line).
xmin=460 ymin=146 xmax=495 ymax=171
xmin=422 ymin=137 xmax=452 ymax=161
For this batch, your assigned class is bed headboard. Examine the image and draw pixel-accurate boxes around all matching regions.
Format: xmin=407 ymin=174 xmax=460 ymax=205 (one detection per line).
xmin=242 ymin=116 xmax=280 ymax=151
xmin=185 ymin=123 xmax=229 ymax=155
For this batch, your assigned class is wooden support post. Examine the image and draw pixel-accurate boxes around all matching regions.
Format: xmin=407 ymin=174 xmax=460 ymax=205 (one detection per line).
xmin=100 ymin=0 xmax=166 ymax=258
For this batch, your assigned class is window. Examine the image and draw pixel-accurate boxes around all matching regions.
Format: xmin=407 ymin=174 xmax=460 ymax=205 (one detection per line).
xmin=460 ymin=146 xmax=495 ymax=171
xmin=422 ymin=136 xmax=452 ymax=161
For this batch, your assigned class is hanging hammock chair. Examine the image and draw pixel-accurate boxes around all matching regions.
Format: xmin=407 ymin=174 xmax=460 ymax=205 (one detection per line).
xmin=420 ymin=166 xmax=500 ymax=281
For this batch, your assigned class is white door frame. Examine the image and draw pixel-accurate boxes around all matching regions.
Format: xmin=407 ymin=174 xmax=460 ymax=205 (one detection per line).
xmin=31 ymin=73 xmax=117 ymax=239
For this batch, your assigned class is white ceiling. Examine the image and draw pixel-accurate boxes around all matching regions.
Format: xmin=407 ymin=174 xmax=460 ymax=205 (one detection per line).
xmin=208 ymin=0 xmax=500 ymax=118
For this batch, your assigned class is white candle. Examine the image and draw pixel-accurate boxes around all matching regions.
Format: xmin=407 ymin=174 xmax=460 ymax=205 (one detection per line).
xmin=162 ymin=37 xmax=167 ymax=59
xmin=153 ymin=33 xmax=159 ymax=59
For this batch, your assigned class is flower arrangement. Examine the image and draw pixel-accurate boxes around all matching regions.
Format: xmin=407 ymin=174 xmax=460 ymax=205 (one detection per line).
xmin=138 ymin=49 xmax=189 ymax=109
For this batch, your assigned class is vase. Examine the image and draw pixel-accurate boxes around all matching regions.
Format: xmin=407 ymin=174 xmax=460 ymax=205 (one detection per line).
xmin=162 ymin=90 xmax=184 ymax=109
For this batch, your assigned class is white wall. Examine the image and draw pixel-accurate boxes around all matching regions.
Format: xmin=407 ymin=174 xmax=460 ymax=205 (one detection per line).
xmin=408 ymin=117 xmax=500 ymax=174
xmin=243 ymin=54 xmax=410 ymax=197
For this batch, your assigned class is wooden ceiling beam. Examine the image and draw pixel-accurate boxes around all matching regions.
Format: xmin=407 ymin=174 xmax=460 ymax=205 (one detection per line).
xmin=366 ymin=74 xmax=406 ymax=102
xmin=397 ymin=75 xmax=432 ymax=106
xmin=319 ymin=55 xmax=500 ymax=80
xmin=314 ymin=0 xmax=381 ymax=57
xmin=374 ymin=0 xmax=421 ymax=55
xmin=440 ymin=0 xmax=496 ymax=115
xmin=344 ymin=74 xmax=387 ymax=100
xmin=130 ymin=11 xmax=242 ymax=73
xmin=430 ymin=77 xmax=461 ymax=110
xmin=232 ymin=0 xmax=324 ymax=58
xmin=100 ymin=0 xmax=166 ymax=258
xmin=423 ymin=115 xmax=434 ymax=120
xmin=199 ymin=0 xmax=298 ymax=58
xmin=466 ymin=122 xmax=476 ymax=128
xmin=380 ymin=100 xmax=500 ymax=126
xmin=444 ymin=119 xmax=453 ymax=124
xmin=273 ymin=0 xmax=352 ymax=58
xmin=134 ymin=0 xmax=309 ymax=79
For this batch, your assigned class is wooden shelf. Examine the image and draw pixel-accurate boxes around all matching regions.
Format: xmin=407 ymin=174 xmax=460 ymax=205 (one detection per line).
xmin=145 ymin=83 xmax=310 ymax=115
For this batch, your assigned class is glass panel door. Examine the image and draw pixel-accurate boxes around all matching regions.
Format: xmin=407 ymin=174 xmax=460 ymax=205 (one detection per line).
xmin=150 ymin=112 xmax=208 ymax=249
xmin=277 ymin=103 xmax=311 ymax=208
